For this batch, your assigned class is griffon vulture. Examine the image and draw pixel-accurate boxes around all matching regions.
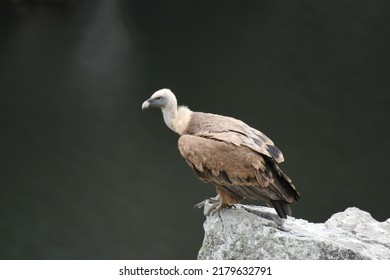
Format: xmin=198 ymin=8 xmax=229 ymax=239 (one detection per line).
xmin=142 ymin=89 xmax=300 ymax=218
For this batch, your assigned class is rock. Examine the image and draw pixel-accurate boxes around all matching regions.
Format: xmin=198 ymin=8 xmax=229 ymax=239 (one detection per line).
xmin=197 ymin=204 xmax=390 ymax=260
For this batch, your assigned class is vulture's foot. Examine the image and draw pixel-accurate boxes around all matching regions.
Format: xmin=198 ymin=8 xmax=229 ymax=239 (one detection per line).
xmin=194 ymin=195 xmax=226 ymax=216
xmin=194 ymin=195 xmax=220 ymax=209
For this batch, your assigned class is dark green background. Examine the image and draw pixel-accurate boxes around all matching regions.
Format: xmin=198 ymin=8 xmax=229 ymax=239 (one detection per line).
xmin=1 ymin=0 xmax=389 ymax=259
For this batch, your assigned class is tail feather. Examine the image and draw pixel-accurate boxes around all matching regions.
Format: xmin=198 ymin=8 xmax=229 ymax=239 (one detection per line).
xmin=270 ymin=200 xmax=292 ymax=219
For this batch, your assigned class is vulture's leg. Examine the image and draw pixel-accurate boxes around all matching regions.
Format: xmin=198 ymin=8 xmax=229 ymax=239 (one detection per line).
xmin=194 ymin=194 xmax=223 ymax=216
xmin=195 ymin=186 xmax=241 ymax=216
xmin=194 ymin=194 xmax=232 ymax=216
xmin=194 ymin=195 xmax=220 ymax=208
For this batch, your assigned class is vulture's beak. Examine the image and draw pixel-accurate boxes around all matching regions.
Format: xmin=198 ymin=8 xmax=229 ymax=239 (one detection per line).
xmin=142 ymin=99 xmax=151 ymax=110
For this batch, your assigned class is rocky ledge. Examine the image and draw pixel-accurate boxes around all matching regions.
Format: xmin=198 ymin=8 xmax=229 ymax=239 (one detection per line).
xmin=197 ymin=205 xmax=390 ymax=260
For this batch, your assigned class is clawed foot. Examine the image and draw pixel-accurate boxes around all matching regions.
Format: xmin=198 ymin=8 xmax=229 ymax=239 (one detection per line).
xmin=194 ymin=195 xmax=219 ymax=209
xmin=194 ymin=195 xmax=236 ymax=216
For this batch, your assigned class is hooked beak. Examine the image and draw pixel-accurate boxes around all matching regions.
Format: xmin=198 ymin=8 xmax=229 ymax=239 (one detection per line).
xmin=142 ymin=99 xmax=151 ymax=110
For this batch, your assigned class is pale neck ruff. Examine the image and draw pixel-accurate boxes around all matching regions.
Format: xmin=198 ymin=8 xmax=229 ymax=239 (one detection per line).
xmin=170 ymin=106 xmax=192 ymax=135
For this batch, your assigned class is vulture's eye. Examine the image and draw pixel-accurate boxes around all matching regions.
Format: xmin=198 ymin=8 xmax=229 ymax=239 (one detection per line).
xmin=155 ymin=97 xmax=162 ymax=101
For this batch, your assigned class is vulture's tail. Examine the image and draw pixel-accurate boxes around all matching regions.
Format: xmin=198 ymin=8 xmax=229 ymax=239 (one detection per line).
xmin=270 ymin=200 xmax=292 ymax=219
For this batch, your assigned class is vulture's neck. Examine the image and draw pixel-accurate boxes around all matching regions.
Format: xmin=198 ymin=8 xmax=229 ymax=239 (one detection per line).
xmin=162 ymin=105 xmax=192 ymax=135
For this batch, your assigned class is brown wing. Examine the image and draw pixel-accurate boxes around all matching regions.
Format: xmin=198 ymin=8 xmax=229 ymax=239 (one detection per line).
xmin=178 ymin=135 xmax=300 ymax=213
xmin=184 ymin=112 xmax=284 ymax=163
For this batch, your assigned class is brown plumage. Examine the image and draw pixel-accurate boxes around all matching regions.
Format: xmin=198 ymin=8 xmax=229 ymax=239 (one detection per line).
xmin=142 ymin=89 xmax=300 ymax=218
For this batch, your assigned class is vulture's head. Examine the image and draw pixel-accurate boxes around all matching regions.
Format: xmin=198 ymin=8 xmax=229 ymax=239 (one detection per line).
xmin=142 ymin=88 xmax=177 ymax=110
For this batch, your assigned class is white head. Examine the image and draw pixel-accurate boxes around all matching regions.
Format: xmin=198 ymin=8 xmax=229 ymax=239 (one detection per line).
xmin=141 ymin=88 xmax=177 ymax=111
xmin=142 ymin=88 xmax=179 ymax=132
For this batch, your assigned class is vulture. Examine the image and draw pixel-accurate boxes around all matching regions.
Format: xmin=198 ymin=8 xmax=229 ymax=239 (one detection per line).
xmin=142 ymin=89 xmax=300 ymax=218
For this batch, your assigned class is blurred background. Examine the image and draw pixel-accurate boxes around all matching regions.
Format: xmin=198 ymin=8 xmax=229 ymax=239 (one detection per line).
xmin=0 ymin=0 xmax=389 ymax=259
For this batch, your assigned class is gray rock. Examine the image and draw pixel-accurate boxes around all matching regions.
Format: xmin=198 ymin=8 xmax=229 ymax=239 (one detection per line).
xmin=197 ymin=204 xmax=390 ymax=260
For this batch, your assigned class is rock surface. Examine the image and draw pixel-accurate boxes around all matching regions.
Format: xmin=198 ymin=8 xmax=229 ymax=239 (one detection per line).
xmin=197 ymin=205 xmax=390 ymax=260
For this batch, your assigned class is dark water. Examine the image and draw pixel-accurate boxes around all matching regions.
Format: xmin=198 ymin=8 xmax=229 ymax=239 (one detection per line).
xmin=1 ymin=0 xmax=389 ymax=259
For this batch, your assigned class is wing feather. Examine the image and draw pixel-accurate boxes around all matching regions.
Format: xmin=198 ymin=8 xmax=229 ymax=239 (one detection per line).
xmin=185 ymin=112 xmax=284 ymax=163
xmin=178 ymin=135 xmax=299 ymax=205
